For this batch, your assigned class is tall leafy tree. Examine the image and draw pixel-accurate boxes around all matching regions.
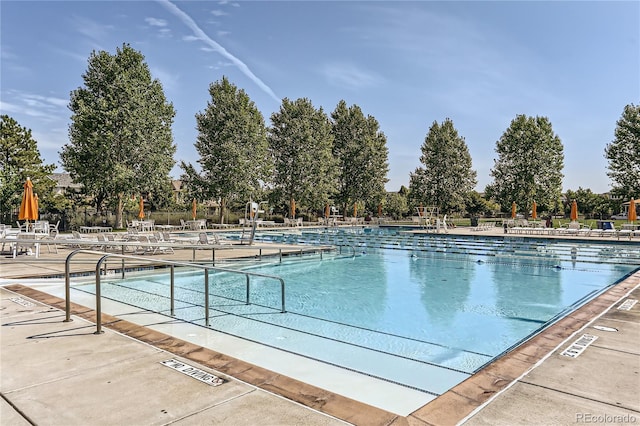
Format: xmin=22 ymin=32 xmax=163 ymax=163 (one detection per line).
xmin=604 ymin=103 xmax=640 ymax=200
xmin=181 ymin=77 xmax=270 ymax=223
xmin=408 ymin=118 xmax=477 ymax=214
xmin=485 ymin=114 xmax=564 ymax=216
xmin=565 ymin=187 xmax=608 ymax=219
xmin=60 ymin=43 xmax=176 ymax=228
xmin=384 ymin=190 xmax=408 ymax=219
xmin=331 ymin=100 xmax=389 ymax=216
xmin=0 ymin=115 xmax=55 ymax=222
xmin=268 ymin=98 xmax=337 ymax=216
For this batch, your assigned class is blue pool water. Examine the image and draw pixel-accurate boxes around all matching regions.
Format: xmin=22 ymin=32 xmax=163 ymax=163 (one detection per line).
xmin=78 ymin=229 xmax=640 ymax=396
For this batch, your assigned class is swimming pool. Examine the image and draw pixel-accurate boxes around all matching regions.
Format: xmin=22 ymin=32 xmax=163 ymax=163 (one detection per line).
xmin=76 ymin=229 xmax=640 ymax=397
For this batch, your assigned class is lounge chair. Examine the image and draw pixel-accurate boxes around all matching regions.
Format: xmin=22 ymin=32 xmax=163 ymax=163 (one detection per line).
xmin=198 ymin=232 xmax=211 ymax=245
xmin=71 ymin=231 xmax=97 ymax=249
xmin=49 ymin=221 xmax=60 ymax=236
xmin=95 ymin=234 xmax=120 ymax=252
xmin=148 ymin=235 xmax=174 ymax=254
xmin=12 ymin=233 xmax=40 ymax=258
xmin=211 ymin=232 xmax=233 ymax=245
xmin=161 ymin=231 xmax=177 ymax=243
xmin=557 ymin=222 xmax=580 ymax=236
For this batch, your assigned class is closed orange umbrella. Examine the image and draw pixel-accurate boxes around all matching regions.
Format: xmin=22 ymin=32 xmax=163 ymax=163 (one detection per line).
xmin=191 ymin=198 xmax=197 ymax=220
xmin=34 ymin=194 xmax=39 ymax=220
xmin=531 ymin=200 xmax=537 ymax=220
xmin=353 ymin=202 xmax=357 ymax=218
xmin=378 ymin=204 xmax=382 ymax=217
xmin=570 ymin=199 xmax=578 ymax=221
xmin=511 ymin=202 xmax=516 ymax=219
xmin=325 ymin=203 xmax=330 ymax=219
xmin=629 ymin=198 xmax=637 ymax=222
xmin=419 ymin=203 xmax=424 ymax=217
xmin=19 ymin=177 xmax=38 ymax=225
xmin=290 ymin=199 xmax=296 ymax=219
xmin=138 ymin=196 xmax=145 ymax=219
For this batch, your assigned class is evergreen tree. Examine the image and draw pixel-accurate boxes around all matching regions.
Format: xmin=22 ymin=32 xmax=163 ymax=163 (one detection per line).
xmin=180 ymin=77 xmax=271 ymax=223
xmin=409 ymin=119 xmax=477 ymax=214
xmin=0 ymin=115 xmax=55 ymax=222
xmin=604 ymin=103 xmax=640 ymax=199
xmin=60 ymin=43 xmax=176 ymax=228
xmin=485 ymin=114 xmax=564 ymax=216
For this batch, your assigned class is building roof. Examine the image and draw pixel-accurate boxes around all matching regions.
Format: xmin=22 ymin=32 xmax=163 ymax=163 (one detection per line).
xmin=50 ymin=173 xmax=82 ymax=189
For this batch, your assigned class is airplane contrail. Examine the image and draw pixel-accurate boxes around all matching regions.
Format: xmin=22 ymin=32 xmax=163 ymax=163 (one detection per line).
xmin=156 ymin=0 xmax=281 ymax=103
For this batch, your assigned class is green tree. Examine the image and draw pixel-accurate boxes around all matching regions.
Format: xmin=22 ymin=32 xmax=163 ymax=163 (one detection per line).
xmin=384 ymin=191 xmax=408 ymax=219
xmin=0 ymin=115 xmax=55 ymax=222
xmin=60 ymin=43 xmax=176 ymax=228
xmin=485 ymin=114 xmax=564 ymax=216
xmin=562 ymin=188 xmax=618 ymax=220
xmin=268 ymin=98 xmax=337 ymax=216
xmin=180 ymin=77 xmax=270 ymax=223
xmin=331 ymin=100 xmax=389 ymax=216
xmin=604 ymin=104 xmax=640 ymax=200
xmin=565 ymin=187 xmax=604 ymax=219
xmin=465 ymin=191 xmax=499 ymax=217
xmin=409 ymin=119 xmax=477 ymax=214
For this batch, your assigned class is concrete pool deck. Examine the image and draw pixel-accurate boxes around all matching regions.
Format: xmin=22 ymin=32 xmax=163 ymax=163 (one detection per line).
xmin=1 ymin=228 xmax=639 ymax=425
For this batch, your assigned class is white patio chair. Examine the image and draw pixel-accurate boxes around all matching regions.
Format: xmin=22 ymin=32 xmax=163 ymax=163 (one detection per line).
xmin=12 ymin=233 xmax=40 ymax=258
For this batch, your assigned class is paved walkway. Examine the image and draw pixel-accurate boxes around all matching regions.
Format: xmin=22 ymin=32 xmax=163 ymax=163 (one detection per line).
xmin=1 ymin=228 xmax=639 ymax=425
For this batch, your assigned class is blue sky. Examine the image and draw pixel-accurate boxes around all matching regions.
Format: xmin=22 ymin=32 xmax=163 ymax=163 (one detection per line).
xmin=1 ymin=1 xmax=638 ymax=194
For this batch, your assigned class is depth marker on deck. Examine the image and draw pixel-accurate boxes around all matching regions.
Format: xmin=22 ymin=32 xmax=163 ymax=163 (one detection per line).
xmin=9 ymin=297 xmax=35 ymax=307
xmin=161 ymin=359 xmax=226 ymax=386
xmin=618 ymin=299 xmax=637 ymax=311
xmin=560 ymin=334 xmax=598 ymax=358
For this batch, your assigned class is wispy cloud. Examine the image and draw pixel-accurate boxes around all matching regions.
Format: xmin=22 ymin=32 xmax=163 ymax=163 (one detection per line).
xmin=207 ymin=60 xmax=234 ymax=71
xmin=210 ymin=10 xmax=227 ymax=17
xmin=69 ymin=15 xmax=114 ymax=47
xmin=217 ymin=0 xmax=240 ymax=7
xmin=145 ymin=17 xmax=168 ymax=27
xmin=321 ymin=63 xmax=382 ymax=90
xmin=1 ymin=92 xmax=68 ymax=122
xmin=149 ymin=66 xmax=179 ymax=92
xmin=32 ymin=127 xmax=69 ymax=153
xmin=145 ymin=16 xmax=172 ymax=38
xmin=52 ymin=47 xmax=90 ymax=64
xmin=156 ymin=0 xmax=280 ymax=103
xmin=349 ymin=5 xmax=564 ymax=121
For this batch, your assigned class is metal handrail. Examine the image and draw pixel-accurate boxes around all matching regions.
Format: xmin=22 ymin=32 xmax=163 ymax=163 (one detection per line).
xmin=64 ymin=249 xmax=287 ymax=334
xmin=336 ymin=244 xmax=357 ymax=257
